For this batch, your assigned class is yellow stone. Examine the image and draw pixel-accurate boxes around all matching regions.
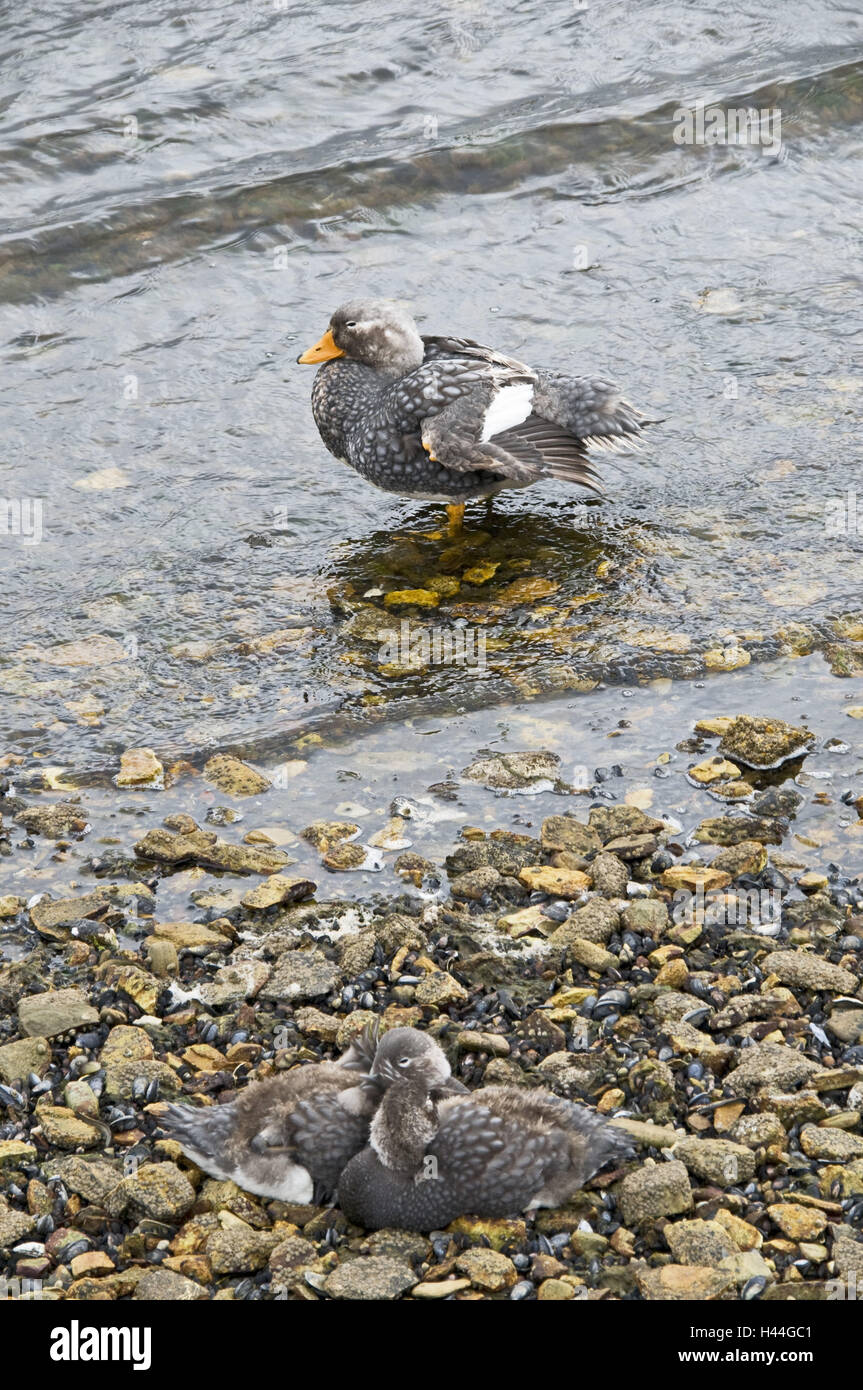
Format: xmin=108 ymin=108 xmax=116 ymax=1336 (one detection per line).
xmin=496 ymin=577 xmax=560 ymax=604
xmin=661 ymin=865 xmax=732 ymax=892
xmin=116 ymin=747 xmax=164 ymax=787
xmin=714 ymin=1208 xmax=762 ymax=1251
xmin=518 ymin=866 xmax=591 ymax=898
xmin=463 ymin=561 xmax=499 ymax=584
xmin=383 ymin=590 xmax=440 ymax=608
xmin=694 ymin=717 xmax=734 ymax=736
xmin=689 ymin=757 xmax=741 ymax=784
xmin=597 ymin=1088 xmax=625 ymax=1114
xmin=767 ymin=1203 xmax=827 ymax=1242
xmin=704 ymin=646 xmax=751 ymax=670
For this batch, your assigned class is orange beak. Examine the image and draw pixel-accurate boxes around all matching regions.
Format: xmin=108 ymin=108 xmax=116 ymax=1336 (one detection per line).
xmin=297 ymin=328 xmax=344 ymax=365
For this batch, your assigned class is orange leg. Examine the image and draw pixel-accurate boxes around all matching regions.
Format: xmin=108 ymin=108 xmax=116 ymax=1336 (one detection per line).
xmin=446 ymin=503 xmax=465 ymax=536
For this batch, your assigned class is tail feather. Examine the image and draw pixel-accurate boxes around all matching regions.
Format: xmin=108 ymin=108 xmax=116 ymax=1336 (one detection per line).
xmin=158 ymin=1100 xmax=236 ymax=1175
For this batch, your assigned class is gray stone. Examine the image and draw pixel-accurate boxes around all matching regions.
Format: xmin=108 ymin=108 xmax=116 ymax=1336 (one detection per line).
xmin=324 ymin=1255 xmax=418 ymax=1300
xmin=260 ymin=949 xmax=340 ymax=1004
xmin=618 ymin=1160 xmax=693 ymax=1225
xmin=18 ymin=989 xmax=99 ymax=1038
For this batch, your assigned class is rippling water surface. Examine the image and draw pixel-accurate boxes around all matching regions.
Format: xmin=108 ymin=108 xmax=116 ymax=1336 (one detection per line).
xmin=1 ymin=0 xmax=862 ymax=769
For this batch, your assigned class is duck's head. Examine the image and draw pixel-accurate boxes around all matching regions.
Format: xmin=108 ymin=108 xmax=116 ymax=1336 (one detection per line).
xmin=370 ymin=1027 xmax=452 ymax=1091
xmin=297 ymin=300 xmax=424 ymax=374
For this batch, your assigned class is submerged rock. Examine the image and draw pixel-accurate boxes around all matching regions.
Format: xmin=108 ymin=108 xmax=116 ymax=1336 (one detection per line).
xmin=718 ymin=715 xmax=815 ymax=769
xmin=203 ymin=755 xmax=270 ymax=797
xmin=116 ymin=748 xmax=164 ymax=788
xmin=462 ymin=750 xmax=562 ymax=792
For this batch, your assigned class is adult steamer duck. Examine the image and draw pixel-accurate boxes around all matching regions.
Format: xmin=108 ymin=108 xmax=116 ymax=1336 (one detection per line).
xmin=297 ymin=299 xmax=651 ymax=534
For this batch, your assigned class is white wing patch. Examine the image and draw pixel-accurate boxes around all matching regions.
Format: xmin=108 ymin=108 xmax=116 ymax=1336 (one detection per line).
xmin=480 ymin=382 xmax=533 ymax=442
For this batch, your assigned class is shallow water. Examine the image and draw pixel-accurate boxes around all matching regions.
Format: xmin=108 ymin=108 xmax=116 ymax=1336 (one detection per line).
xmin=3 ymin=653 xmax=862 ymax=951
xmin=1 ymin=1 xmax=862 ymax=771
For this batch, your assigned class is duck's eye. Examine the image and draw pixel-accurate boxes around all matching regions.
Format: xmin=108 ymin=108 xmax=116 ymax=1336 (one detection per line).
xmin=398 ymin=1057 xmax=411 ymax=1066
xmin=345 ymin=320 xmax=357 ymax=329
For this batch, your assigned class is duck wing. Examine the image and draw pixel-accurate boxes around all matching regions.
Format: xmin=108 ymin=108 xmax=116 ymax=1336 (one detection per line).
xmin=421 ymin=334 xmax=531 ymax=375
xmin=158 ymin=1100 xmax=238 ymax=1181
xmin=289 ymin=1094 xmax=372 ymax=1198
xmin=430 ymin=1100 xmax=570 ymax=1215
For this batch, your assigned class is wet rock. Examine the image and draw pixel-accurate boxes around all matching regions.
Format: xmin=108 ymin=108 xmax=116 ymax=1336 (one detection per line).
xmin=134 ymin=826 xmax=290 ymax=875
xmin=462 ymin=750 xmax=561 ymax=792
xmin=241 ymin=875 xmax=315 ymax=910
xmin=28 ymin=890 xmax=108 ymax=934
xmin=450 ymin=867 xmax=502 ymax=900
xmin=618 ymin=1161 xmax=693 ymax=1225
xmin=49 ymin=1155 xmax=124 ymax=1205
xmin=103 ymin=1058 xmax=181 ymax=1102
xmin=588 ymin=805 xmax=666 ymax=844
xmin=761 ymin=949 xmax=858 ymax=994
xmin=0 ymin=1139 xmax=36 ymax=1168
xmin=18 ymin=988 xmax=99 ymax=1038
xmin=14 ymin=802 xmax=90 ymax=837
xmin=622 ymin=898 xmax=669 ymax=936
xmin=323 ymin=843 xmax=369 ymax=871
xmin=260 ymin=949 xmax=340 ymax=1004
xmin=568 ymin=938 xmax=618 ymax=973
xmin=35 ymin=1104 xmax=102 ymax=1150
xmin=447 ymin=837 xmax=541 ymax=878
xmin=829 ymin=1223 xmax=863 ymax=1282
xmin=672 ymin=1137 xmax=757 ymax=1188
xmin=661 ymin=865 xmax=731 ymax=893
xmin=689 ymin=757 xmax=742 ymax=784
xmin=603 ymin=833 xmax=659 ymax=861
xmin=540 ymin=816 xmax=601 ymax=856
xmin=518 ymin=865 xmax=590 ymax=898
xmin=324 ymin=1255 xmax=418 ymax=1300
xmin=151 ymin=921 xmax=233 ymax=952
xmin=203 ymin=755 xmax=270 ymax=797
xmin=710 ymin=840 xmax=768 ymax=877
xmin=692 ymin=815 xmax=782 ymax=847
xmin=199 ymin=960 xmax=271 ymax=1008
xmin=116 ymin=748 xmax=164 ymax=788
xmin=301 ymin=820 xmax=359 ymax=850
xmin=719 ymin=715 xmax=815 ymax=769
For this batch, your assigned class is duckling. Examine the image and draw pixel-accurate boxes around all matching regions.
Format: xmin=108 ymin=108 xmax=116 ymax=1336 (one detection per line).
xmin=157 ymin=1024 xmax=467 ymax=1204
xmin=157 ymin=1024 xmax=381 ymax=1204
xmin=337 ymin=1028 xmax=632 ymax=1232
xmin=297 ymin=299 xmax=650 ymax=532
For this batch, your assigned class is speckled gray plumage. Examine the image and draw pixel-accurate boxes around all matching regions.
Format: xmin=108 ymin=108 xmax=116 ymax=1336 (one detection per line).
xmin=159 ymin=1056 xmax=377 ymax=1202
xmin=301 ymin=302 xmax=649 ymax=503
xmin=337 ymin=1081 xmax=633 ymax=1232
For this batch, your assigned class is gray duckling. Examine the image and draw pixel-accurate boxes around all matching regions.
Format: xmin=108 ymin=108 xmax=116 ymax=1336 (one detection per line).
xmin=337 ymin=1028 xmax=632 ymax=1232
xmin=158 ymin=1025 xmax=381 ymax=1204
xmin=158 ymin=1024 xmax=467 ymax=1204
xmin=297 ymin=299 xmax=650 ymax=532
